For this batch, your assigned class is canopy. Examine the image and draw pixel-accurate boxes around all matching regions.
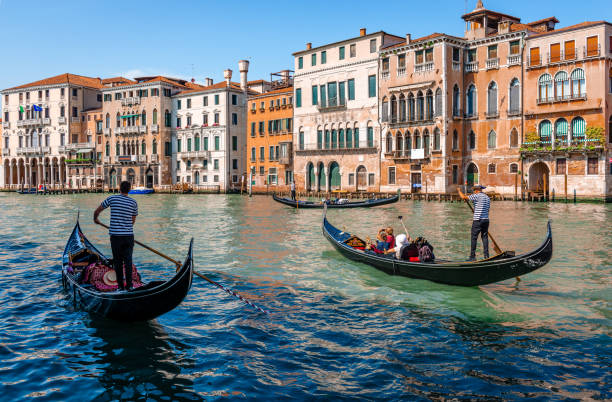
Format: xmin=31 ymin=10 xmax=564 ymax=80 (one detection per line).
xmin=121 ymin=114 xmax=140 ymax=119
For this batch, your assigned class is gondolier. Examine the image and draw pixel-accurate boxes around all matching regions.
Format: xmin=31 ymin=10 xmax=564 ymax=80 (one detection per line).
xmin=290 ymin=180 xmax=296 ymax=201
xmin=93 ymin=181 xmax=138 ymax=291
xmin=458 ymin=185 xmax=490 ymax=261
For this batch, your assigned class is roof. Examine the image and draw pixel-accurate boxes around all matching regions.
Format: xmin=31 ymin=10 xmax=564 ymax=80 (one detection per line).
xmin=3 ymin=73 xmax=103 ymax=91
xmin=81 ymin=107 xmax=103 ymax=113
xmin=175 ymin=81 xmax=258 ymax=96
xmin=248 ymin=86 xmax=293 ymax=99
xmin=526 ymin=17 xmax=560 ymax=26
xmin=530 ymin=20 xmax=608 ymax=37
xmin=101 ymin=77 xmax=136 ymax=85
xmin=381 ymin=32 xmax=463 ymax=50
xmin=293 ymin=30 xmax=404 ymax=56
xmin=108 ymin=75 xmax=189 ymax=89
xmin=247 ymin=79 xmax=269 ymax=85
xmin=461 ymin=7 xmax=521 ymax=23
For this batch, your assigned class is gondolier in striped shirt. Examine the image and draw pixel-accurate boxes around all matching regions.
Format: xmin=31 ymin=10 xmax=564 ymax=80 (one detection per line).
xmin=458 ymin=185 xmax=490 ymax=261
xmin=93 ymin=181 xmax=139 ymax=290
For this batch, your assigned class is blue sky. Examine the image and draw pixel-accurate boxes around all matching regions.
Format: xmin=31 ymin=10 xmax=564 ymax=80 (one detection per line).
xmin=0 ymin=0 xmax=609 ymax=91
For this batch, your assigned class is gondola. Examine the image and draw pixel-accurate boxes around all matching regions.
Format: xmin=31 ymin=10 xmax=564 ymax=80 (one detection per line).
xmin=62 ymin=220 xmax=193 ymax=321
xmin=273 ymin=193 xmax=399 ymax=209
xmin=322 ymin=211 xmax=553 ymax=286
xmin=129 ymin=187 xmax=155 ymax=195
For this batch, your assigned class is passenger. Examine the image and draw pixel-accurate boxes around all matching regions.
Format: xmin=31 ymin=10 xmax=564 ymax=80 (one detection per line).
xmin=375 ymin=228 xmax=390 ymax=251
xmin=385 ymin=227 xmax=395 ymax=249
xmin=385 ymin=234 xmax=408 ymax=259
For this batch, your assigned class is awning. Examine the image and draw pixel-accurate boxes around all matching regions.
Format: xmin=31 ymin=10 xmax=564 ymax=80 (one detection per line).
xmin=77 ymin=149 xmax=94 ymax=153
xmin=121 ymin=114 xmax=140 ymax=118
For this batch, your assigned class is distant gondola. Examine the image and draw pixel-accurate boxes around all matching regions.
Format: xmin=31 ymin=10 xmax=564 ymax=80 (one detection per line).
xmin=322 ymin=211 xmax=553 ymax=286
xmin=273 ymin=193 xmax=399 ymax=209
xmin=62 ymin=220 xmax=193 ymax=321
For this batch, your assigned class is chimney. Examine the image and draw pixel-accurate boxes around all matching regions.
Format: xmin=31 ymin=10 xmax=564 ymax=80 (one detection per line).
xmin=223 ymin=69 xmax=232 ymax=86
xmin=360 ymin=28 xmax=366 ymax=36
xmin=306 ymin=42 xmax=312 ymax=50
xmin=205 ymin=77 xmax=213 ymax=86
xmin=191 ymin=78 xmax=195 ymax=83
xmin=406 ymin=34 xmax=411 ymax=44
xmin=280 ymin=70 xmax=290 ymax=82
xmin=238 ymin=60 xmax=249 ymax=93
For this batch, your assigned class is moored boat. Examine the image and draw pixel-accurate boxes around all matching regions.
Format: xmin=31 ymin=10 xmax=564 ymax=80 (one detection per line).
xmin=273 ymin=193 xmax=399 ymax=209
xmin=129 ymin=187 xmax=155 ymax=195
xmin=62 ymin=220 xmax=193 ymax=321
xmin=322 ymin=211 xmax=553 ymax=286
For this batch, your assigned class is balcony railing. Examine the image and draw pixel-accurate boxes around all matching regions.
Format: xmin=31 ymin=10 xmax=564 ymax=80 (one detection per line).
xmin=150 ymin=154 xmax=159 ymax=163
xmin=66 ymin=142 xmax=95 ymax=151
xmin=71 ymin=117 xmax=80 ymax=123
xmin=295 ymin=143 xmax=378 ymax=153
xmin=139 ymin=125 xmax=147 ymax=134
xmin=414 ymin=62 xmax=434 ymax=73
xmin=16 ymin=146 xmax=50 ymax=155
xmin=465 ymin=61 xmax=478 ymax=72
xmin=16 ymin=118 xmax=51 ymax=127
xmin=138 ymin=155 xmax=147 ymax=162
xmin=452 ymin=61 xmax=461 ymax=71
xmin=389 ymin=117 xmax=435 ymax=128
xmin=103 ymin=156 xmax=110 ymax=163
xmin=1 ymin=149 xmax=9 ymax=156
xmin=58 ymin=116 xmax=67 ymax=124
xmin=521 ymin=137 xmax=603 ymax=153
xmin=121 ymin=97 xmax=140 ymax=106
xmin=116 ymin=126 xmax=140 ymax=135
xmin=151 ymin=124 xmax=159 ymax=133
xmin=2 ymin=121 xmax=9 ymax=129
xmin=397 ymin=67 xmax=406 ymax=76
xmin=317 ymin=98 xmax=347 ymax=112
xmin=507 ymin=107 xmax=521 ymax=116
xmin=178 ymin=150 xmax=211 ymax=159
xmin=485 ymin=58 xmax=499 ymax=70
xmin=536 ymin=93 xmax=586 ymax=104
xmin=508 ymin=54 xmax=521 ymax=66
xmin=103 ymin=128 xmax=111 ymax=136
xmin=584 ymin=44 xmax=601 ymax=58
xmin=381 ymin=71 xmax=390 ymax=80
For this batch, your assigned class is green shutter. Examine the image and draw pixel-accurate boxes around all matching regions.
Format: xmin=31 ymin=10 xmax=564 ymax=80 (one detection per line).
xmin=339 ymin=129 xmax=345 ymax=148
xmin=312 ymin=86 xmax=318 ymax=105
xmin=195 ymin=136 xmax=200 ymax=150
xmin=368 ymin=75 xmax=376 ymax=97
xmin=571 ymin=117 xmax=585 ymax=138
xmin=317 ymin=130 xmax=323 ymax=149
xmin=319 ymin=85 xmax=326 ymax=107
xmin=339 ymin=82 xmax=346 ymax=105
xmin=346 ymin=128 xmax=353 ymax=148
xmin=348 ymin=79 xmax=355 ymax=100
xmin=215 ymin=136 xmax=220 ymax=150
xmin=330 ymin=163 xmax=340 ymax=189
xmin=177 ymin=139 xmax=182 ymax=152
xmin=367 ymin=127 xmax=374 ymax=147
xmin=354 ymin=128 xmax=360 ymax=148
xmin=321 ymin=51 xmax=327 ymax=64
xmin=296 ymin=88 xmax=302 ymax=108
xmin=298 ymin=57 xmax=303 ymax=69
xmin=331 ymin=129 xmax=337 ymax=148
xmin=339 ymin=46 xmax=345 ymax=60
xmin=328 ymin=82 xmax=337 ymax=106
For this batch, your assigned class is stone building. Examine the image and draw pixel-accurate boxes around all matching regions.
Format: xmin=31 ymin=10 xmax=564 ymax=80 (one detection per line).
xmin=292 ymin=28 xmax=404 ymax=193
xmin=247 ymin=70 xmax=294 ymax=193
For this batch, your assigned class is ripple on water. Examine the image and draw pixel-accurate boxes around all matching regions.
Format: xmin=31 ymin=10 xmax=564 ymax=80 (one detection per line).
xmin=0 ymin=193 xmax=609 ymax=400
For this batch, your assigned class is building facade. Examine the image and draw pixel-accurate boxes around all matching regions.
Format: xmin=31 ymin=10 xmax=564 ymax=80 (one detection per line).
xmin=292 ymin=29 xmax=404 ymax=193
xmin=1 ymin=73 xmax=103 ymax=189
xmin=247 ymin=71 xmax=294 ymax=192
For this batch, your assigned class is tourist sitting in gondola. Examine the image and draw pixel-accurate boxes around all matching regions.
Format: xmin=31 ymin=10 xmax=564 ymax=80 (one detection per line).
xmin=383 ymin=234 xmax=435 ymax=262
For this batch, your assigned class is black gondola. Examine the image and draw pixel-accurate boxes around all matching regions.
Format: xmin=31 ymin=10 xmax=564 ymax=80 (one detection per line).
xmin=62 ymin=220 xmax=193 ymax=321
xmin=273 ymin=193 xmax=399 ymax=209
xmin=322 ymin=212 xmax=553 ymax=286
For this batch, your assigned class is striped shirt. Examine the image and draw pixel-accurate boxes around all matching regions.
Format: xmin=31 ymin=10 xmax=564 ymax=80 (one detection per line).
xmin=468 ymin=192 xmax=490 ymax=220
xmin=100 ymin=194 xmax=138 ymax=236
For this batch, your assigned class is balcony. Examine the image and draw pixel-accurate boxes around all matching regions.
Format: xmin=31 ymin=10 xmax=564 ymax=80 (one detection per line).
xmin=389 ymin=118 xmax=435 ymax=128
xmin=58 ymin=116 xmax=67 ymax=124
xmin=150 ymin=154 xmax=159 ymax=163
xmin=16 ymin=118 xmax=51 ymax=127
xmin=465 ymin=61 xmax=478 ymax=72
xmin=179 ymin=150 xmax=211 ymax=160
xmin=2 ymin=121 xmax=9 ymax=129
xmin=452 ymin=61 xmax=461 ymax=71
xmin=485 ymin=58 xmax=499 ymax=70
xmin=58 ymin=146 xmax=68 ymax=154
xmin=414 ymin=62 xmax=434 ymax=73
xmin=508 ymin=54 xmax=521 ymax=66
xmin=138 ymin=155 xmax=147 ymax=163
xmin=71 ymin=117 xmax=80 ymax=123
xmin=67 ymin=142 xmax=95 ymax=151
xmin=103 ymin=156 xmax=110 ymax=163
xmin=536 ymin=93 xmax=586 ymax=105
xmin=66 ymin=157 xmax=95 ymax=166
xmin=381 ymin=71 xmax=390 ymax=80
xmin=520 ymin=137 xmax=603 ymax=155
xmin=485 ymin=110 xmax=499 ymax=119
xmin=397 ymin=67 xmax=406 ymax=77
xmin=116 ymin=126 xmax=140 ymax=135
xmin=151 ymin=124 xmax=159 ymax=133
xmin=584 ymin=44 xmax=601 ymax=58
xmin=507 ymin=107 xmax=521 ymax=117
xmin=16 ymin=147 xmax=26 ymax=155
xmin=317 ymin=97 xmax=346 ymax=113
xmin=103 ymin=128 xmax=111 ymax=136
xmin=2 ymin=149 xmax=10 ymax=156
xmin=121 ymin=97 xmax=140 ymax=106
xmin=295 ymin=144 xmax=378 ymax=155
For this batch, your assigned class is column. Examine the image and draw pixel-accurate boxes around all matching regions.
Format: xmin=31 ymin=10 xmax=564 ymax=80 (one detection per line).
xmin=314 ymin=168 xmax=319 ymax=192
xmin=50 ymin=162 xmax=55 ymax=188
xmin=38 ymin=161 xmax=42 ymax=187
xmin=9 ymin=162 xmax=13 ymax=188
xmin=324 ymin=167 xmax=330 ymax=193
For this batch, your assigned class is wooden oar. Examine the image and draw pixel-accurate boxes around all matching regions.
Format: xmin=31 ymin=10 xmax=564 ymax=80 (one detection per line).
xmin=96 ymin=222 xmax=269 ymax=314
xmin=462 ymin=199 xmax=503 ymax=255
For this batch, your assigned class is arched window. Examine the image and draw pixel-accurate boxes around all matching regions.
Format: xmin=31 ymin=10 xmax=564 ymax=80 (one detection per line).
xmin=538 ymin=74 xmax=553 ymax=101
xmin=571 ymin=117 xmax=585 ymax=142
xmin=487 ymin=130 xmax=496 ymax=149
xmin=331 ymin=129 xmax=337 ymax=149
xmin=353 ymin=124 xmax=360 ymax=148
xmin=466 ymin=85 xmax=476 ymax=117
xmin=423 ymin=129 xmax=430 ymax=156
xmin=105 ymin=142 xmax=110 ymax=156
xmin=510 ymin=163 xmax=519 ymax=174
xmin=404 ymin=131 xmax=411 ymax=153
xmin=324 ymin=129 xmax=330 ymax=149
xmin=399 ymin=94 xmax=406 ymax=122
xmin=416 ymin=91 xmax=424 ymax=120
xmin=510 ymin=128 xmax=518 ymax=148
xmin=509 ymin=78 xmax=520 ymax=114
xmin=468 ymin=131 xmax=476 ymax=150
xmin=433 ymin=127 xmax=440 ymax=150
xmin=555 ymin=118 xmax=568 ymax=145
xmin=381 ymin=97 xmax=389 ymax=122
xmin=194 ymin=135 xmax=200 ymax=151
xmin=452 ymin=85 xmax=460 ymax=116
xmin=408 ymin=93 xmax=415 ymax=121
xmin=570 ymin=68 xmax=585 ymax=97
xmin=487 ymin=82 xmax=497 ymax=116
xmin=152 ymin=140 xmax=158 ymax=155
xmin=346 ymin=127 xmax=353 ymax=148
xmin=452 ymin=130 xmax=458 ymax=149
xmin=152 ymin=108 xmax=158 ymax=125
xmin=164 ymin=110 xmax=171 ymax=127
xmin=390 ymin=95 xmax=397 ymax=122
xmin=116 ymin=112 xmax=120 ymax=128
xmin=105 ymin=113 xmax=110 ymax=129
xmin=395 ymin=132 xmax=403 ymax=153
xmin=115 ymin=142 xmax=120 ymax=156
xmin=339 ymin=128 xmax=345 ymax=148
xmin=414 ymin=129 xmax=421 ymax=149
xmin=141 ymin=141 xmax=146 ymax=155
xmin=435 ymin=88 xmax=442 ymax=117
xmin=554 ymin=71 xmax=569 ymax=100
xmin=539 ymin=120 xmax=552 ymax=143
xmin=141 ymin=109 xmax=147 ymax=125
xmin=425 ymin=90 xmax=433 ymax=120
xmin=488 ymin=163 xmax=496 ymax=174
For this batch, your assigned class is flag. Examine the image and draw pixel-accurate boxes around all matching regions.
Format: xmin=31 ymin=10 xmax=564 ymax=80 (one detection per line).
xmin=32 ymin=105 xmax=42 ymax=112
xmin=19 ymin=106 xmax=24 ymax=113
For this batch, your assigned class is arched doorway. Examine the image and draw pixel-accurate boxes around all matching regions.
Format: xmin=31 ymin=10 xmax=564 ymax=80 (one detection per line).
xmin=329 ymin=162 xmax=340 ymax=191
xmin=306 ymin=162 xmax=314 ymax=191
xmin=127 ymin=168 xmax=135 ymax=185
xmin=356 ymin=165 xmax=367 ymax=191
xmin=317 ymin=162 xmax=325 ymax=192
xmin=109 ymin=168 xmax=117 ymax=189
xmin=528 ymin=161 xmax=550 ymax=195
xmin=30 ymin=159 xmax=38 ymax=188
xmin=194 ymin=171 xmax=199 ymax=185
xmin=467 ymin=163 xmax=479 ymax=187
xmin=145 ymin=167 xmax=154 ymax=188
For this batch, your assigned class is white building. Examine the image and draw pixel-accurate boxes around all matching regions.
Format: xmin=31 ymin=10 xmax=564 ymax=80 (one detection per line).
xmin=172 ymin=61 xmax=256 ymax=191
xmin=1 ymin=73 xmax=102 ymax=189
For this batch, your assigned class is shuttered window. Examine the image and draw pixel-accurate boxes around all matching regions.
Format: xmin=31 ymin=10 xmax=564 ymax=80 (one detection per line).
xmin=487 ymin=130 xmax=496 ymax=149
xmin=346 ymin=128 xmax=352 ymax=148
xmin=435 ymin=89 xmax=442 ymax=116
xmin=587 ymin=158 xmax=598 ymax=175
xmin=354 ymin=128 xmax=359 ymax=148
xmin=317 ymin=130 xmax=323 ymax=149
xmin=367 ymin=127 xmax=374 ymax=148
xmin=539 ymin=120 xmax=552 ymax=142
xmin=571 ymin=69 xmax=585 ymax=97
xmin=586 ymin=36 xmax=598 ymax=57
xmin=487 ymin=82 xmax=498 ymax=115
xmin=368 ymin=75 xmax=376 ymax=98
xmin=312 ymin=86 xmax=318 ymax=105
xmin=564 ymin=40 xmax=575 ymax=60
xmin=555 ymin=118 xmax=568 ymax=143
xmin=550 ymin=43 xmax=560 ymax=62
xmin=554 ymin=71 xmax=569 ymax=99
xmin=324 ymin=130 xmax=330 ymax=149
xmin=347 ymin=79 xmax=355 ymax=100
xmin=296 ymin=88 xmax=301 ymax=108
xmin=538 ymin=74 xmax=553 ymax=101
xmin=338 ymin=129 xmax=344 ymax=148
xmin=530 ymin=47 xmax=540 ymax=66
xmin=571 ymin=117 xmax=585 ymax=140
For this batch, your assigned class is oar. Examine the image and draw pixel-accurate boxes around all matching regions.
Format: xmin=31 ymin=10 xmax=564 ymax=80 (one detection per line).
xmin=96 ymin=222 xmax=269 ymax=314
xmin=462 ymin=199 xmax=503 ymax=255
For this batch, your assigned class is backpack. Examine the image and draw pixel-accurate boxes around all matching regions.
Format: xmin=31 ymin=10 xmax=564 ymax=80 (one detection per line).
xmin=413 ymin=237 xmax=435 ymax=262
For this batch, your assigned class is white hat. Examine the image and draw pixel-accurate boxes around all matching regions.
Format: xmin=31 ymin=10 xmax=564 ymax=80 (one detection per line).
xmin=395 ymin=234 xmax=407 ymax=247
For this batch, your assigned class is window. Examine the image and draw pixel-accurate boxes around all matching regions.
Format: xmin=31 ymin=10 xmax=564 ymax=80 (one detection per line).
xmin=452 ymin=130 xmax=458 ymax=149
xmin=509 ymin=79 xmax=520 ymax=114
xmin=487 ymin=82 xmax=497 ymax=116
xmin=571 ymin=117 xmax=585 ymax=141
xmin=349 ymin=44 xmax=356 ymax=57
xmin=72 ymin=107 xmax=78 ymax=117
xmin=556 ymin=158 xmax=566 ymax=174
xmin=165 ymin=141 xmax=171 ymax=156
xmin=554 ymin=71 xmax=569 ymax=100
xmin=299 ymin=131 xmax=304 ymax=150
xmin=469 ymin=131 xmax=476 ymax=150
xmin=311 ymin=53 xmax=316 ymax=66
xmin=367 ymin=127 xmax=374 ymax=147
xmin=467 ymin=48 xmax=477 ymax=63
xmin=319 ymin=85 xmax=326 ymax=107
xmin=250 ymin=122 xmax=256 ymax=137
xmin=487 ymin=130 xmax=496 ymax=149
xmin=488 ymin=45 xmax=497 ymax=60
xmin=368 ymin=75 xmax=376 ymax=98
xmin=214 ymin=159 xmax=219 ymax=170
xmin=176 ymin=117 xmax=182 ymax=128
xmin=564 ymin=40 xmax=576 ymax=60
xmin=164 ymin=110 xmax=171 ymax=127
xmin=488 ymin=164 xmax=496 ymax=174
xmin=339 ymin=46 xmax=345 ymax=60
xmin=398 ymin=54 xmax=406 ymax=69
xmin=232 ymin=94 xmax=237 ymax=105
xmin=296 ymin=88 xmax=302 ymax=107
xmin=368 ymin=173 xmax=375 ymax=186
xmin=370 ymin=39 xmax=377 ymax=53
xmin=466 ymin=85 xmax=476 ymax=117
xmin=151 ymin=88 xmax=159 ymax=96
xmin=259 ymin=121 xmax=264 ymax=135
xmin=214 ymin=113 xmax=219 ymax=124
xmin=232 ymin=136 xmax=237 ymax=151
xmin=177 ymin=138 xmax=182 ymax=153
xmin=298 ymin=56 xmax=303 ymax=69
xmin=251 ymin=147 xmax=256 ymax=161
xmin=204 ymin=137 xmax=209 ymax=150
xmin=348 ymin=173 xmax=355 ymax=186
xmin=321 ymin=50 xmax=327 ymax=64
xmin=434 ymin=88 xmax=442 ymax=117
xmin=570 ymin=69 xmax=585 ymax=97
xmin=72 ymin=88 xmax=78 ymax=97
xmin=348 ymin=79 xmax=355 ymax=100
xmin=312 ymin=85 xmax=318 ymax=105
xmin=538 ymin=74 xmax=553 ymax=101
xmin=354 ymin=127 xmax=360 ymax=148
xmin=530 ymin=47 xmax=540 ymax=66
xmin=317 ymin=130 xmax=323 ymax=149
xmin=163 ymin=88 xmax=172 ymax=97
xmin=586 ymin=36 xmax=598 ymax=57
xmin=269 ymin=146 xmax=274 ymax=160
xmin=550 ymin=43 xmax=561 ymax=63
xmin=388 ymin=167 xmax=396 ymax=184
xmin=232 ymin=159 xmax=238 ymax=170
xmin=510 ymin=128 xmax=519 ymax=148
xmin=539 ymin=120 xmax=552 ymax=143
xmin=433 ymin=128 xmax=440 ymax=150
xmin=259 ymin=146 xmax=265 ymax=161
xmin=425 ymin=48 xmax=433 ymax=62
xmin=214 ymin=94 xmax=219 ymax=105
xmin=203 ymin=96 xmax=208 ymax=106
xmin=232 ymin=113 xmax=238 ymax=125
xmin=587 ymin=157 xmax=598 ymax=174
xmin=177 ymin=100 xmax=182 ymax=110
xmin=453 ymin=85 xmax=460 ymax=116
xmin=259 ymin=166 xmax=264 ymax=176
xmin=509 ymin=40 xmax=520 ymax=55
xmin=214 ymin=136 xmax=220 ymax=151
xmin=152 ymin=109 xmax=158 ymax=125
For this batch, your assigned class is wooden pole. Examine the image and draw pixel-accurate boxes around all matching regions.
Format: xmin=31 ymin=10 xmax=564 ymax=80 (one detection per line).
xmin=564 ymin=173 xmax=567 ymax=202
xmin=514 ymin=173 xmax=517 ymax=201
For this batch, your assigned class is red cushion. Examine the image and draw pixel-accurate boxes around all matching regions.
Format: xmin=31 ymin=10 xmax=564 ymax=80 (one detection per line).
xmin=409 ymin=257 xmax=420 ymax=262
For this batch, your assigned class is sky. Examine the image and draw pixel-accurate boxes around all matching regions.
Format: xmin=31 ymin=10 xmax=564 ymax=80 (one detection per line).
xmin=0 ymin=0 xmax=609 ymax=93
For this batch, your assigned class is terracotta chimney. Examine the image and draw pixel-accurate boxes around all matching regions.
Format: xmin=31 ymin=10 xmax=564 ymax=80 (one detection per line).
xmin=191 ymin=78 xmax=195 ymax=83
xmin=224 ymin=69 xmax=232 ymax=86
xmin=406 ymin=34 xmax=411 ymax=44
xmin=306 ymin=42 xmax=312 ymax=50
xmin=238 ymin=60 xmax=249 ymax=93
xmin=360 ymin=28 xmax=366 ymax=36
xmin=205 ymin=78 xmax=213 ymax=86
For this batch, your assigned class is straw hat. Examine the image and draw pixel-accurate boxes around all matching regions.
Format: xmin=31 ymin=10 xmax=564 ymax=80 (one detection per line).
xmin=103 ymin=270 xmax=117 ymax=286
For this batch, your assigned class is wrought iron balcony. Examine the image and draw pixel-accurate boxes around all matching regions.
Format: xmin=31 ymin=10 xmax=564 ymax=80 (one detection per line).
xmin=317 ymin=97 xmax=346 ymax=112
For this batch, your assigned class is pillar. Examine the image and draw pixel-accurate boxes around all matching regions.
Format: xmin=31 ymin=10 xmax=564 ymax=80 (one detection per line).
xmin=314 ymin=168 xmax=319 ymax=192
xmin=9 ymin=162 xmax=13 ymax=187
xmin=50 ymin=162 xmax=55 ymax=187
xmin=324 ymin=167 xmax=330 ymax=193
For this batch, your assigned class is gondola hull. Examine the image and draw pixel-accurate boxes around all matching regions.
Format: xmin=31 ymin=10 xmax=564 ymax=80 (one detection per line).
xmin=273 ymin=193 xmax=399 ymax=209
xmin=323 ymin=215 xmax=553 ymax=286
xmin=62 ymin=222 xmax=193 ymax=321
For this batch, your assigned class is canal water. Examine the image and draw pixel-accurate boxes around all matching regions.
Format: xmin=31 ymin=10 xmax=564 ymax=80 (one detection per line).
xmin=0 ymin=193 xmax=609 ymax=400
